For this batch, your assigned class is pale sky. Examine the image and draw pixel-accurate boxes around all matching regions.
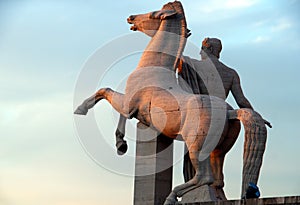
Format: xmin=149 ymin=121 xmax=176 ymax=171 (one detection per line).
xmin=0 ymin=0 xmax=299 ymax=205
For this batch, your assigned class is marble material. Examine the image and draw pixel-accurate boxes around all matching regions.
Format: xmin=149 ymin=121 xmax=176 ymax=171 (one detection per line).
xmin=180 ymin=185 xmax=217 ymax=204
xmin=176 ymin=196 xmax=300 ymax=205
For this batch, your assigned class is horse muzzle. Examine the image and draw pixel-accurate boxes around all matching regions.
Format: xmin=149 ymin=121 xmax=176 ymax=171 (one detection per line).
xmin=127 ymin=15 xmax=137 ymax=31
xmin=127 ymin=15 xmax=136 ymax=24
xmin=127 ymin=15 xmax=138 ymax=31
xmin=130 ymin=25 xmax=138 ymax=31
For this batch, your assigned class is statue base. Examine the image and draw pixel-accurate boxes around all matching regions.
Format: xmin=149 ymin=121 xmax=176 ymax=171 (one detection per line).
xmin=176 ymin=195 xmax=300 ymax=205
xmin=179 ymin=185 xmax=217 ymax=204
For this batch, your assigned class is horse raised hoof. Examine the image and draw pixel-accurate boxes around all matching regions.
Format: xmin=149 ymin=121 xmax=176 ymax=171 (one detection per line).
xmin=74 ymin=105 xmax=88 ymax=115
xmin=115 ymin=129 xmax=127 ymax=155
xmin=116 ymin=140 xmax=128 ymax=155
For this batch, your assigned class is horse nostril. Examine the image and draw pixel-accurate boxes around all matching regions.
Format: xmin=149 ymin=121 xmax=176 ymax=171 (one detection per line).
xmin=128 ymin=15 xmax=135 ymax=22
xmin=130 ymin=25 xmax=137 ymax=31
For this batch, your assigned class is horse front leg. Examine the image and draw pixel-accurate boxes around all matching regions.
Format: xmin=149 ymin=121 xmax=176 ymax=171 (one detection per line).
xmin=74 ymin=88 xmax=108 ymax=115
xmin=115 ymin=114 xmax=128 ymax=155
xmin=74 ymin=88 xmax=128 ymax=117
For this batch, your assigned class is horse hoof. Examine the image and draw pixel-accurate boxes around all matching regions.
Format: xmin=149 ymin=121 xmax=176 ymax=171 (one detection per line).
xmin=211 ymin=179 xmax=224 ymax=188
xmin=164 ymin=192 xmax=177 ymax=205
xmin=116 ymin=140 xmax=128 ymax=155
xmin=163 ymin=198 xmax=177 ymax=205
xmin=74 ymin=106 xmax=88 ymax=115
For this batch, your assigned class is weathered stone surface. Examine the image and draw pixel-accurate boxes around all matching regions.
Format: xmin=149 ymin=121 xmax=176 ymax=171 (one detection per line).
xmin=180 ymin=185 xmax=217 ymax=204
xmin=74 ymin=2 xmax=270 ymax=204
xmin=134 ymin=122 xmax=173 ymax=205
xmin=176 ymin=196 xmax=300 ymax=205
xmin=180 ymin=37 xmax=270 ymax=199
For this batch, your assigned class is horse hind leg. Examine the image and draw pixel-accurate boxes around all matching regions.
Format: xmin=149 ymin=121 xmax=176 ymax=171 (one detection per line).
xmin=178 ymin=153 xmax=214 ymax=195
xmin=210 ymin=119 xmax=241 ymax=200
xmin=164 ymin=145 xmax=213 ymax=204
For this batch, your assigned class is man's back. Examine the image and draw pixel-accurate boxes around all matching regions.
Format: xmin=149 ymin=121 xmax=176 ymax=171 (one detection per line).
xmin=179 ymin=55 xmax=253 ymax=109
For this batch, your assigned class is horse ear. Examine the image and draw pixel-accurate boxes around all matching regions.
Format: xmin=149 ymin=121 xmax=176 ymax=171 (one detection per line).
xmin=160 ymin=10 xmax=177 ymax=20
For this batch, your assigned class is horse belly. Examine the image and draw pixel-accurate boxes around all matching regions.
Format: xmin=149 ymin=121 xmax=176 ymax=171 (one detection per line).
xmin=149 ymin=90 xmax=185 ymax=138
xmin=150 ymin=108 xmax=181 ymax=138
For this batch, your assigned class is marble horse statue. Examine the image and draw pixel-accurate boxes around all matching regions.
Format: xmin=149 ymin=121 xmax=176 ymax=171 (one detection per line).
xmin=74 ymin=1 xmax=267 ymax=204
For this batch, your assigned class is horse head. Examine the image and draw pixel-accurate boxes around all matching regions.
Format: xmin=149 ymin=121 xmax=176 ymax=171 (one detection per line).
xmin=127 ymin=1 xmax=189 ymax=37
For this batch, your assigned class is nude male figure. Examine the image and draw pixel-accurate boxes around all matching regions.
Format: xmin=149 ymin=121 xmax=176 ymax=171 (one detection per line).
xmin=179 ymin=37 xmax=253 ymax=108
xmin=178 ymin=37 xmax=270 ymax=199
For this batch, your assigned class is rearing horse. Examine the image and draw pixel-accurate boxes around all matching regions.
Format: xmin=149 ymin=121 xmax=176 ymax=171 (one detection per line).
xmin=74 ymin=1 xmax=267 ymax=204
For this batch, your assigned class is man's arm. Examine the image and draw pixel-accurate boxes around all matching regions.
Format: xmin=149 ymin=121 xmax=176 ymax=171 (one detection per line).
xmin=231 ymin=70 xmax=254 ymax=109
xmin=231 ymin=70 xmax=272 ymax=128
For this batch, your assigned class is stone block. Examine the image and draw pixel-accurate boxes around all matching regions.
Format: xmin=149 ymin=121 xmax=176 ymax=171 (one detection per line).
xmin=179 ymin=185 xmax=217 ymax=204
xmin=134 ymin=122 xmax=174 ymax=205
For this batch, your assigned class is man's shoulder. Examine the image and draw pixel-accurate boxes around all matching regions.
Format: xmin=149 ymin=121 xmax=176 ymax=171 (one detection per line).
xmin=218 ymin=61 xmax=238 ymax=75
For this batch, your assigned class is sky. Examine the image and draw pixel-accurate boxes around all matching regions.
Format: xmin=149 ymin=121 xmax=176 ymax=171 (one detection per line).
xmin=0 ymin=0 xmax=300 ymax=205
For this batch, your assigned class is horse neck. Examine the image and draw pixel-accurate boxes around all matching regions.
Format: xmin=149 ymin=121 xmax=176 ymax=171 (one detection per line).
xmin=137 ymin=18 xmax=187 ymax=70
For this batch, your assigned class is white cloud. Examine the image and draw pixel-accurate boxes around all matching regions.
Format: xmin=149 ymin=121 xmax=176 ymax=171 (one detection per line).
xmin=252 ymin=19 xmax=269 ymax=28
xmin=225 ymin=0 xmax=258 ymax=9
xmin=271 ymin=18 xmax=292 ymax=32
xmin=185 ymin=0 xmax=258 ymax=15
xmin=253 ymin=35 xmax=271 ymax=43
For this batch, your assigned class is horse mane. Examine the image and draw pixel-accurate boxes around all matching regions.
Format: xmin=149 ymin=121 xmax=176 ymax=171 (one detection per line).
xmin=162 ymin=1 xmax=185 ymax=16
xmin=161 ymin=1 xmax=188 ymax=70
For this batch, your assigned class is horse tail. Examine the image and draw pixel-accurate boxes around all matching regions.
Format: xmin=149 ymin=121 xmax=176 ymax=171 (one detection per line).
xmin=228 ymin=108 xmax=267 ymax=197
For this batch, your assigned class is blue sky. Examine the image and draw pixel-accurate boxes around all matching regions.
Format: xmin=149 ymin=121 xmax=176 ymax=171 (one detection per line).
xmin=0 ymin=0 xmax=299 ymax=204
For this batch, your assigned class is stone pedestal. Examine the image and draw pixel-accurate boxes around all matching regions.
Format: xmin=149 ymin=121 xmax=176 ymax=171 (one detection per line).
xmin=176 ymin=196 xmax=300 ymax=205
xmin=180 ymin=185 xmax=217 ymax=204
xmin=134 ymin=122 xmax=174 ymax=205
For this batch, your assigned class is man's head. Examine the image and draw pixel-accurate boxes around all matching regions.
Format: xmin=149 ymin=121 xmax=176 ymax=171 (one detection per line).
xmin=200 ymin=37 xmax=222 ymax=59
